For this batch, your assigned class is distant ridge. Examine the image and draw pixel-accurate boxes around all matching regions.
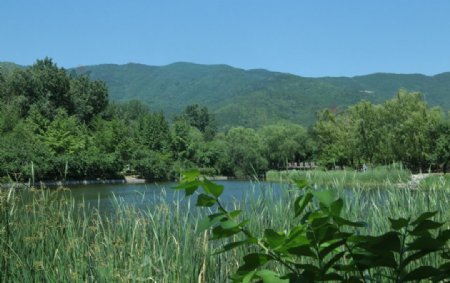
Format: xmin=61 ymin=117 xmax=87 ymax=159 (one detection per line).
xmin=2 ymin=61 xmax=450 ymax=128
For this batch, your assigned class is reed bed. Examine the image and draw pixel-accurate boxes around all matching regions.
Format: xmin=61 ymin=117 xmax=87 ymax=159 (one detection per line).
xmin=266 ymin=164 xmax=411 ymax=189
xmin=419 ymin=174 xmax=450 ymax=190
xmin=1 ymin=179 xmax=449 ymax=282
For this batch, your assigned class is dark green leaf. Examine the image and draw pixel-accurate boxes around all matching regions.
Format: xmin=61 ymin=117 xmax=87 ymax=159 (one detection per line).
xmin=323 ymin=251 xmax=346 ymax=273
xmin=437 ymin=229 xmax=450 ymax=243
xmin=319 ymin=239 xmax=346 ymax=259
xmin=229 ymin=209 xmax=242 ymax=218
xmin=402 ymin=250 xmax=437 ymax=269
xmin=330 ymin=199 xmax=344 ymax=216
xmin=411 ymin=211 xmax=438 ymax=225
xmin=389 ymin=217 xmax=410 ymax=230
xmin=201 ymin=178 xmax=224 ymax=198
xmin=264 ymin=229 xmax=285 ymax=249
xmin=407 ymin=235 xmax=444 ymax=251
xmin=196 ymin=193 xmax=216 ymax=207
xmin=402 ymin=266 xmax=440 ymax=282
xmin=237 ymin=253 xmax=274 ymax=273
xmin=197 ymin=213 xmax=226 ymax=232
xmin=288 ymin=244 xmax=315 ymax=257
xmin=334 ymin=216 xmax=367 ymax=228
xmin=411 ymin=219 xmax=444 ymax=235
xmin=212 ymin=225 xmax=241 ymax=239
xmin=362 ymin=232 xmax=401 ymax=253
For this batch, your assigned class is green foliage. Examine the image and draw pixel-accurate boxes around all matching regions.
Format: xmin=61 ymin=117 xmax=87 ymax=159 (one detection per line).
xmin=181 ymin=104 xmax=217 ymax=140
xmin=258 ymin=123 xmax=314 ymax=169
xmin=177 ymin=171 xmax=450 ymax=282
xmin=224 ymin=127 xmax=268 ymax=177
xmin=313 ymin=90 xmax=447 ymax=171
xmin=267 ymin=165 xmax=411 ymax=189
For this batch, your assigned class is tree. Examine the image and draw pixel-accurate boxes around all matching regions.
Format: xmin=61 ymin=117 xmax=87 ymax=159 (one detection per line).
xmin=182 ymin=104 xmax=217 ymax=140
xmin=69 ymin=76 xmax=108 ymax=123
xmin=224 ymin=127 xmax=268 ymax=177
xmin=259 ymin=123 xmax=313 ymax=169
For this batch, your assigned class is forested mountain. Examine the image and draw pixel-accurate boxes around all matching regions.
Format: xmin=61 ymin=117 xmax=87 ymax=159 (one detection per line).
xmin=2 ymin=61 xmax=450 ymax=128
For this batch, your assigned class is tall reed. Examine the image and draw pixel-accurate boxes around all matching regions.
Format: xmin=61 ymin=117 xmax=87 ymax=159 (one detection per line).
xmin=1 ymin=179 xmax=449 ymax=282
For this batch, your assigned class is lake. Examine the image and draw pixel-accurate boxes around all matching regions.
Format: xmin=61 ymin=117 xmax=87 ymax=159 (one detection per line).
xmin=62 ymin=180 xmax=288 ymax=212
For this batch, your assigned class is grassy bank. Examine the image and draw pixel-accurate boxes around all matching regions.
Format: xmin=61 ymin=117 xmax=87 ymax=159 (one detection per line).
xmin=266 ymin=164 xmax=411 ymax=189
xmin=419 ymin=174 xmax=450 ymax=190
xmin=1 ymin=179 xmax=449 ymax=281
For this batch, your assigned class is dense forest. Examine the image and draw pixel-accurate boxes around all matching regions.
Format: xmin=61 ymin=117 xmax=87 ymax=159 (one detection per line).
xmin=4 ymin=61 xmax=450 ymax=129
xmin=0 ymin=58 xmax=449 ymax=182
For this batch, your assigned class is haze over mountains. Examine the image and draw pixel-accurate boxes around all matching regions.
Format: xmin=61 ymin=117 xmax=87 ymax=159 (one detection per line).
xmin=2 ymin=61 xmax=450 ymax=128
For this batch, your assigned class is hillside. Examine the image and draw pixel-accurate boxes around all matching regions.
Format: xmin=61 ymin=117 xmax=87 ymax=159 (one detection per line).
xmin=2 ymin=61 xmax=450 ymax=128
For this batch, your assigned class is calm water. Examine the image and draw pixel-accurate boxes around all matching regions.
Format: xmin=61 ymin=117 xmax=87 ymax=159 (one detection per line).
xmin=64 ymin=180 xmax=287 ymax=211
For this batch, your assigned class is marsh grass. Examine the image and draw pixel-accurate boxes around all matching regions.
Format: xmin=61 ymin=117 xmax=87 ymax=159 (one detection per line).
xmin=266 ymin=164 xmax=411 ymax=189
xmin=1 ymin=178 xmax=449 ymax=282
xmin=419 ymin=174 xmax=450 ymax=190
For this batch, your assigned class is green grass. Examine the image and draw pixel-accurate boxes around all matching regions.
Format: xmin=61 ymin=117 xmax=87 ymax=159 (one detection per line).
xmin=1 ymin=177 xmax=449 ymax=282
xmin=419 ymin=174 xmax=450 ymax=190
xmin=266 ymin=164 xmax=411 ymax=189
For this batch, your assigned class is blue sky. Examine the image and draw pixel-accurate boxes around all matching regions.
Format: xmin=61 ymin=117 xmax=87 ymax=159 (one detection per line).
xmin=1 ymin=0 xmax=449 ymax=77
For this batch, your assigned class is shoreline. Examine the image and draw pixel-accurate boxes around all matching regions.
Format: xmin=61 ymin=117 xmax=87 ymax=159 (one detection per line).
xmin=1 ymin=175 xmax=231 ymax=189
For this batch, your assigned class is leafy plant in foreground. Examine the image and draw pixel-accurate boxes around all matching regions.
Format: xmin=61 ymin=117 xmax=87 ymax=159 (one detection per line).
xmin=174 ymin=170 xmax=450 ymax=282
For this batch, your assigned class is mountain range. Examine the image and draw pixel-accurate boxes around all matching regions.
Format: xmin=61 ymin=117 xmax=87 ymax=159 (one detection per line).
xmin=2 ymin=61 xmax=450 ymax=128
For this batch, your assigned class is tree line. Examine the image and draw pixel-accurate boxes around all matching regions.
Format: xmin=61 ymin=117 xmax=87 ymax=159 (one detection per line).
xmin=0 ymin=58 xmax=448 ymax=182
xmin=313 ymin=89 xmax=450 ymax=172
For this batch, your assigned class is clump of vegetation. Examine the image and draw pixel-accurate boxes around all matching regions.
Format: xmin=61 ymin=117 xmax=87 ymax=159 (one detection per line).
xmin=267 ymin=164 xmax=411 ymax=189
xmin=2 ymin=173 xmax=450 ymax=281
xmin=419 ymin=174 xmax=450 ymax=190
xmin=176 ymin=170 xmax=450 ymax=282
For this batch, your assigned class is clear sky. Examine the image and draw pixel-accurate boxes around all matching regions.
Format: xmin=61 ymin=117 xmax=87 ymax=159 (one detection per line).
xmin=1 ymin=0 xmax=449 ymax=77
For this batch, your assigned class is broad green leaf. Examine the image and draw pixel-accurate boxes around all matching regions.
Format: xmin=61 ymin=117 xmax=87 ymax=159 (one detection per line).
xmin=294 ymin=192 xmax=313 ymax=217
xmin=241 ymin=270 xmax=257 ymax=283
xmin=322 ymin=272 xmax=345 ymax=281
xmin=411 ymin=219 xmax=444 ymax=235
xmin=334 ymin=216 xmax=367 ymax=228
xmin=362 ymin=232 xmax=401 ymax=253
xmin=229 ymin=209 xmax=243 ymax=218
xmin=181 ymin=169 xmax=200 ymax=182
xmin=255 ymin=269 xmax=289 ymax=283
xmin=407 ymin=236 xmax=444 ymax=251
xmin=313 ymin=190 xmax=336 ymax=207
xmin=437 ymin=229 xmax=450 ymax=242
xmin=264 ymin=229 xmax=285 ymax=249
xmin=402 ymin=266 xmax=440 ymax=282
xmin=197 ymin=213 xmax=226 ymax=232
xmin=212 ymin=225 xmax=241 ymax=239
xmin=173 ymin=180 xmax=200 ymax=196
xmin=402 ymin=250 xmax=437 ymax=269
xmin=201 ymin=178 xmax=224 ymax=198
xmin=319 ymin=239 xmax=346 ymax=259
xmin=212 ymin=219 xmax=248 ymax=239
xmin=237 ymin=253 xmax=274 ymax=273
xmin=411 ymin=211 xmax=438 ymax=225
xmin=287 ymin=244 xmax=315 ymax=257
xmin=389 ymin=217 xmax=410 ymax=230
xmin=330 ymin=199 xmax=344 ymax=216
xmin=196 ymin=193 xmax=216 ymax=207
